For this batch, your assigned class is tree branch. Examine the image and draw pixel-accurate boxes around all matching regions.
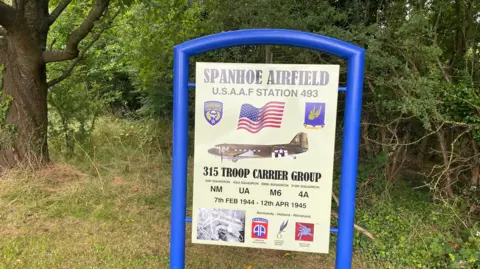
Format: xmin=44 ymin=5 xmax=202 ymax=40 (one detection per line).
xmin=47 ymin=32 xmax=100 ymax=88
xmin=47 ymin=9 xmax=120 ymax=88
xmin=48 ymin=37 xmax=57 ymax=51
xmin=332 ymin=193 xmax=376 ymax=240
xmin=0 ymin=2 xmax=17 ymax=30
xmin=42 ymin=0 xmax=110 ymax=63
xmin=331 ymin=212 xmax=376 ymax=240
xmin=48 ymin=0 xmax=74 ymax=26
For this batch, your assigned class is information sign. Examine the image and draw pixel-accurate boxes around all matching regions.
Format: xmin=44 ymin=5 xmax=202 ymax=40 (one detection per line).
xmin=191 ymin=62 xmax=340 ymax=253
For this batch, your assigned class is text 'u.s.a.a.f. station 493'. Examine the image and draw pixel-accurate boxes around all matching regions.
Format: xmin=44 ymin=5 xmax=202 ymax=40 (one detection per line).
xmin=192 ymin=62 xmax=340 ymax=254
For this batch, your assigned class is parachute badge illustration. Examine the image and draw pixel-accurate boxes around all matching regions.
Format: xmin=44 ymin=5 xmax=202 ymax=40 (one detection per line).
xmin=204 ymin=101 xmax=223 ymax=126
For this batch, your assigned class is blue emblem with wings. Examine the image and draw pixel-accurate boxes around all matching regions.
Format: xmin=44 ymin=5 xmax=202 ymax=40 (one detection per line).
xmin=204 ymin=101 xmax=223 ymax=126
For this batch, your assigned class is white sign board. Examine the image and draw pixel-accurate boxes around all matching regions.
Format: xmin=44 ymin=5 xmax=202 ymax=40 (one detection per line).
xmin=191 ymin=62 xmax=340 ymax=253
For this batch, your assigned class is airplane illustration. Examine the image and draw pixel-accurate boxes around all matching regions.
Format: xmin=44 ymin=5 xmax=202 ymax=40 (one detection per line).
xmin=207 ymin=132 xmax=308 ymax=163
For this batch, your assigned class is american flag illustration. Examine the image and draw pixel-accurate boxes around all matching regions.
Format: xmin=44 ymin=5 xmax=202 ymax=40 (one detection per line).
xmin=237 ymin=101 xmax=285 ymax=133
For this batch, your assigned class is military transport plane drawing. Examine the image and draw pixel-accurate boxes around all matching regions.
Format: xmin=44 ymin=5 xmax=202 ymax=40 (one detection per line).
xmin=207 ymin=132 xmax=308 ymax=163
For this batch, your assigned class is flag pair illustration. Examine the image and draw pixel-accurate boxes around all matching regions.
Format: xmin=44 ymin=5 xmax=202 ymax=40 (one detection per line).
xmin=204 ymin=100 xmax=325 ymax=132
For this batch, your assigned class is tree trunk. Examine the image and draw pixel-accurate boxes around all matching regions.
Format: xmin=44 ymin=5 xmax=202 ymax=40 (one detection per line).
xmin=265 ymin=45 xmax=273 ymax=63
xmin=0 ymin=5 xmax=50 ymax=168
xmin=0 ymin=0 xmax=111 ymax=169
xmin=380 ymin=127 xmax=390 ymax=180
xmin=436 ymin=130 xmax=455 ymax=198
xmin=471 ymin=137 xmax=480 ymax=186
xmin=362 ymin=115 xmax=372 ymax=155
xmin=62 ymin=117 xmax=74 ymax=158
xmin=415 ymin=135 xmax=429 ymax=168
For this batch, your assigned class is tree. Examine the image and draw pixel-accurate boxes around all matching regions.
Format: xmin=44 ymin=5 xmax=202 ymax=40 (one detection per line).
xmin=0 ymin=0 xmax=112 ymax=168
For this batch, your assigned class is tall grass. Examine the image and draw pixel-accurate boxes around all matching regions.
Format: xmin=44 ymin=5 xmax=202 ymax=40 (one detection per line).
xmin=2 ymin=116 xmax=476 ymax=268
xmin=0 ymin=117 xmax=175 ymax=268
xmin=1 ymin=116 xmax=358 ymax=269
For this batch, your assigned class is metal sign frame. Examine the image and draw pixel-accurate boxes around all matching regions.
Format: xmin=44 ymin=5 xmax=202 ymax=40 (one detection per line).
xmin=170 ymin=28 xmax=365 ymax=269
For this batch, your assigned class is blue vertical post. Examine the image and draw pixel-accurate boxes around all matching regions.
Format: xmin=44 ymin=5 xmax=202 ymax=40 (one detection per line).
xmin=170 ymin=49 xmax=189 ymax=269
xmin=335 ymin=51 xmax=365 ymax=268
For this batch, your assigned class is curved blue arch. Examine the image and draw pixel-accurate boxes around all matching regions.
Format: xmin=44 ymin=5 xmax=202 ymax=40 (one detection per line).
xmin=175 ymin=28 xmax=364 ymax=59
xmin=170 ymin=29 xmax=365 ymax=269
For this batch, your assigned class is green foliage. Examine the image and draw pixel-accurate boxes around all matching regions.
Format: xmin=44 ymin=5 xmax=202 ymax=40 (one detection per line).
xmin=114 ymin=0 xmax=208 ymax=118
xmin=0 ymin=65 xmax=16 ymax=149
xmin=45 ymin=4 xmax=142 ymax=158
xmin=48 ymin=77 xmax=105 ymax=156
xmin=357 ymin=193 xmax=479 ymax=268
xmin=353 ymin=160 xmax=480 ymax=269
xmin=35 ymin=0 xmax=479 ymax=267
xmin=442 ymin=84 xmax=480 ymax=140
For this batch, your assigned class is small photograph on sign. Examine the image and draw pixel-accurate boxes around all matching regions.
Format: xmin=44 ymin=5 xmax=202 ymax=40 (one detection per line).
xmin=196 ymin=208 xmax=245 ymax=243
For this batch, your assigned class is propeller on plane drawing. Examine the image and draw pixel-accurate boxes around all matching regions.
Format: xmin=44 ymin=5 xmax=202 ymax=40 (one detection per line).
xmin=220 ymin=145 xmax=223 ymax=163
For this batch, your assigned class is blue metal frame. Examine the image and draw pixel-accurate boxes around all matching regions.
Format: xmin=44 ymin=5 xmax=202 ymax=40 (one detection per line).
xmin=171 ymin=29 xmax=365 ymax=269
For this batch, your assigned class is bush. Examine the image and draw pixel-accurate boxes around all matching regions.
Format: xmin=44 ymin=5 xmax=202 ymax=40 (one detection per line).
xmin=352 ymin=161 xmax=480 ymax=269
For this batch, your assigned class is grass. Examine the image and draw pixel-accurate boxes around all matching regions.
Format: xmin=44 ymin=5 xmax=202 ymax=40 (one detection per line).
xmin=2 ymin=117 xmax=477 ymax=268
xmin=0 ymin=117 xmax=367 ymax=269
